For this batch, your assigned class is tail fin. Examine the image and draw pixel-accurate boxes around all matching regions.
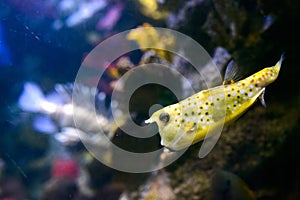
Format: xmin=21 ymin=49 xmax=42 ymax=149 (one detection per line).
xmin=18 ymin=82 xmax=45 ymax=112
xmin=275 ymin=52 xmax=285 ymax=71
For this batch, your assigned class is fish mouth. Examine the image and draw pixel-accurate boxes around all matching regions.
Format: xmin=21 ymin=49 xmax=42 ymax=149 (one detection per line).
xmin=162 ymin=145 xmax=178 ymax=152
xmin=162 ymin=141 xmax=187 ymax=152
xmin=145 ymin=118 xmax=154 ymax=124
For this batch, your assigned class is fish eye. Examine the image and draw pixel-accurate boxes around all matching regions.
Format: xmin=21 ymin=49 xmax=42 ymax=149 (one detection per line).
xmin=159 ymin=112 xmax=170 ymax=123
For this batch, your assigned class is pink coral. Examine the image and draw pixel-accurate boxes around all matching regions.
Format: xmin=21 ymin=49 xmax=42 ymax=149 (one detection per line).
xmin=51 ymin=158 xmax=80 ymax=180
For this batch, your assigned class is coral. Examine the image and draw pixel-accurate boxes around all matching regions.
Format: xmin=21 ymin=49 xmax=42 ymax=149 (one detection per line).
xmin=127 ymin=23 xmax=175 ymax=61
xmin=137 ymin=0 xmax=169 ymax=20
xmin=41 ymin=178 xmax=78 ymax=200
xmin=51 ymin=157 xmax=80 ymax=180
xmin=202 ymin=0 xmax=276 ymax=68
xmin=121 ymin=170 xmax=175 ymax=200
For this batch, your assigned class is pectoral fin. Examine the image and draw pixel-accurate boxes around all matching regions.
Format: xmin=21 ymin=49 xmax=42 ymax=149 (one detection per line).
xmin=259 ymin=88 xmax=266 ymax=107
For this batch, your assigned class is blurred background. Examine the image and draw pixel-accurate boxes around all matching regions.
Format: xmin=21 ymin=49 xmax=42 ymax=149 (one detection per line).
xmin=0 ymin=0 xmax=299 ymax=199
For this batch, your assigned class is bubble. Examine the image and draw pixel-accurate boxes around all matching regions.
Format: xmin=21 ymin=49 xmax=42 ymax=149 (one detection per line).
xmin=73 ymin=27 xmax=225 ymax=172
xmin=149 ymin=104 xmax=164 ymax=116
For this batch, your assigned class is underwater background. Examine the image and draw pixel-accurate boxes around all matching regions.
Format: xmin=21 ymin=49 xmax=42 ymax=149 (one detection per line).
xmin=0 ymin=0 xmax=299 ymax=199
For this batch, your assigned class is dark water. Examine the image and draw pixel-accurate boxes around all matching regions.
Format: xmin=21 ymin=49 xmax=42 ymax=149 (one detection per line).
xmin=0 ymin=0 xmax=299 ymax=199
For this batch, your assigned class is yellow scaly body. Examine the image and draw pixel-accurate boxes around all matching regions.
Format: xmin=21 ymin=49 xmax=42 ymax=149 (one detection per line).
xmin=146 ymin=56 xmax=283 ymax=151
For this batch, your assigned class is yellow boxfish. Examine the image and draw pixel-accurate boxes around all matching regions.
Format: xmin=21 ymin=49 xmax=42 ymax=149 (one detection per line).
xmin=146 ymin=55 xmax=284 ymax=151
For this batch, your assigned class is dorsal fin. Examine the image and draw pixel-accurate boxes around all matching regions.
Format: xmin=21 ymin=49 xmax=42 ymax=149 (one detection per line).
xmin=223 ymin=60 xmax=244 ymax=85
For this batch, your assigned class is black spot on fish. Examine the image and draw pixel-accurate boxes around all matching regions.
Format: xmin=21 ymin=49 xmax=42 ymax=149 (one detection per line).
xmin=205 ymin=112 xmax=209 ymax=115
xmin=191 ymin=111 xmax=195 ymax=115
xmin=227 ymin=94 xmax=231 ymax=97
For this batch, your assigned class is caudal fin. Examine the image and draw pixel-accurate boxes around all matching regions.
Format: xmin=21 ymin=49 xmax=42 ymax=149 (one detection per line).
xmin=276 ymin=52 xmax=285 ymax=71
xmin=18 ymin=82 xmax=46 ymax=112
